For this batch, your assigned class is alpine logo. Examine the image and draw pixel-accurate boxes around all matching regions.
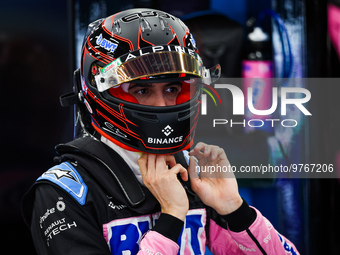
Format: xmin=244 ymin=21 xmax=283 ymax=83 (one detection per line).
xmin=162 ymin=125 xmax=173 ymax=136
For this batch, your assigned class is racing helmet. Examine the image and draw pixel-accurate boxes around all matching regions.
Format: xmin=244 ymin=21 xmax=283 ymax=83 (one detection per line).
xmin=77 ymin=8 xmax=220 ymax=154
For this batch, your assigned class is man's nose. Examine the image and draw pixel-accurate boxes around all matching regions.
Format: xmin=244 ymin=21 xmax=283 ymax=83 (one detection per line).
xmin=152 ymin=95 xmax=167 ymax=106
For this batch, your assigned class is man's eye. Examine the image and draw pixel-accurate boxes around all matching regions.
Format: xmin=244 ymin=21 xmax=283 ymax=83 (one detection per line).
xmin=137 ymin=88 xmax=148 ymax=95
xmin=165 ymin=86 xmax=180 ymax=93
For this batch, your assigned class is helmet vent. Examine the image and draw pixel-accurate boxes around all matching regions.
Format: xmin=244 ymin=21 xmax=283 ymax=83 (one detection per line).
xmin=132 ymin=112 xmax=158 ymax=123
xmin=113 ymin=20 xmax=121 ymax=34
xmin=178 ymin=109 xmax=193 ymax=121
xmin=139 ymin=17 xmax=152 ymax=33
xmin=159 ymin=16 xmax=171 ymax=31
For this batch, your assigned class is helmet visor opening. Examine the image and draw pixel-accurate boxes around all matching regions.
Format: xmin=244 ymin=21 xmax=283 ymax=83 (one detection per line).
xmin=107 ymin=79 xmax=199 ymax=106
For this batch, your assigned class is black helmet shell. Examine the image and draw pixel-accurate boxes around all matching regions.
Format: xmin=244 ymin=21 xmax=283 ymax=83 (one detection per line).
xmin=79 ymin=8 xmax=205 ymax=154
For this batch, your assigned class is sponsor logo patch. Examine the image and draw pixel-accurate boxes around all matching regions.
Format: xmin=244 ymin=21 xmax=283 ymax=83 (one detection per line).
xmin=37 ymin=162 xmax=88 ymax=205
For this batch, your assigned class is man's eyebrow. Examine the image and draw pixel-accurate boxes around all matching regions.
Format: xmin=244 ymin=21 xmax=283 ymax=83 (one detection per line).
xmin=128 ymin=83 xmax=152 ymax=90
xmin=128 ymin=82 xmax=181 ymax=90
xmin=165 ymin=81 xmax=182 ymax=86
